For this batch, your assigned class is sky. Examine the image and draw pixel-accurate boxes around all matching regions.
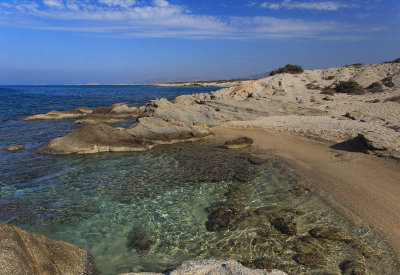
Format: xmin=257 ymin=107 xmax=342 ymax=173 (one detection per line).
xmin=0 ymin=0 xmax=399 ymax=84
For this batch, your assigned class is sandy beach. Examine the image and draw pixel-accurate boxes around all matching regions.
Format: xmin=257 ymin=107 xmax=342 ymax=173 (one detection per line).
xmin=213 ymin=126 xmax=400 ymax=258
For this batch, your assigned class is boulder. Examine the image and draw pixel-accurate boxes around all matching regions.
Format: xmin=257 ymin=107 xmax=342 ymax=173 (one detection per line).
xmin=0 ymin=224 xmax=97 ymax=275
xmin=4 ymin=145 xmax=24 ymax=151
xmin=358 ymin=132 xmax=393 ymax=150
xmin=45 ymin=123 xmax=154 ymax=154
xmin=224 ymin=137 xmax=254 ymax=149
xmin=122 ymin=259 xmax=287 ymax=275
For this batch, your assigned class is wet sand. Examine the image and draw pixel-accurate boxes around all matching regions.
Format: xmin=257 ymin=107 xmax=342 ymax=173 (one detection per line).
xmin=213 ymin=126 xmax=400 ymax=258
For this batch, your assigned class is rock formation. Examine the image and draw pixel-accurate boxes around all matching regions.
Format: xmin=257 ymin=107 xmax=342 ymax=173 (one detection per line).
xmin=21 ymin=60 xmax=400 ymax=156
xmin=0 ymin=224 xmax=97 ymax=275
xmin=45 ymin=123 xmax=154 ymax=154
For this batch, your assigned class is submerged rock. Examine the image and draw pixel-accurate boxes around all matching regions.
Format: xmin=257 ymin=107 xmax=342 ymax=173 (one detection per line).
xmin=206 ymin=202 xmax=243 ymax=231
xmin=293 ymin=252 xmax=327 ymax=267
xmin=234 ymin=168 xmax=258 ymax=182
xmin=341 ymin=260 xmax=368 ymax=275
xmin=4 ymin=145 xmax=23 ymax=151
xmin=124 ymin=259 xmax=287 ymax=275
xmin=272 ymin=217 xmax=297 ymax=236
xmin=45 ymin=123 xmax=154 ymax=154
xmin=224 ymin=137 xmax=254 ymax=149
xmin=0 ymin=224 xmax=97 ymax=275
xmin=292 ymin=236 xmax=333 ymax=255
xmin=127 ymin=227 xmax=154 ymax=252
xmin=309 ymin=227 xmax=353 ymax=242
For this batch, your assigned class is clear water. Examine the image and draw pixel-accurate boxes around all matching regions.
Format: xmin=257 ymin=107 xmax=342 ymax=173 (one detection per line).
xmin=0 ymin=86 xmax=399 ymax=275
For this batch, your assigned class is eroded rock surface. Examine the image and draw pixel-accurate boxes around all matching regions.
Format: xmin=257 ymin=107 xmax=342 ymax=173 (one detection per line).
xmin=0 ymin=224 xmax=97 ymax=275
xmin=45 ymin=123 xmax=154 ymax=154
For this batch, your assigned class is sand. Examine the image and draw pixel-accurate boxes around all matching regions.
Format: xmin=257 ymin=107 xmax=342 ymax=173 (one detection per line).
xmin=213 ymin=126 xmax=400 ymax=258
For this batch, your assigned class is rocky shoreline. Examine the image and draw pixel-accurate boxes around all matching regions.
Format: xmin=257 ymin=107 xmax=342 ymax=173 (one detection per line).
xmin=4 ymin=59 xmax=399 ymax=274
xmin=18 ymin=60 xmax=400 ymax=159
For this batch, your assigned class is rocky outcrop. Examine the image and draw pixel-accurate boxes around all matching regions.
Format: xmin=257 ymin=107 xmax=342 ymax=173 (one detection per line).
xmin=24 ymin=104 xmax=145 ymax=124
xmin=4 ymin=145 xmax=23 ymax=151
xmin=24 ymin=107 xmax=92 ymax=121
xmin=127 ymin=117 xmax=212 ymax=144
xmin=123 ymin=259 xmax=286 ymax=275
xmin=21 ymin=60 xmax=400 ymax=155
xmin=0 ymin=224 xmax=97 ymax=275
xmin=45 ymin=123 xmax=154 ymax=154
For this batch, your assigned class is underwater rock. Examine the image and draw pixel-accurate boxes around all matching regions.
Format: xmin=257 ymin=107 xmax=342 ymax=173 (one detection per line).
xmin=127 ymin=227 xmax=154 ymax=252
xmin=272 ymin=217 xmax=297 ymax=236
xmin=173 ymin=146 xmax=253 ymax=183
xmin=205 ymin=202 xmax=243 ymax=231
xmin=247 ymin=156 xmax=268 ymax=165
xmin=348 ymin=239 xmax=374 ymax=258
xmin=45 ymin=123 xmax=155 ymax=154
xmin=293 ymin=252 xmax=327 ymax=267
xmin=224 ymin=137 xmax=254 ymax=149
xmin=0 ymin=224 xmax=97 ymax=275
xmin=234 ymin=168 xmax=258 ymax=182
xmin=225 ymin=183 xmax=254 ymax=204
xmin=292 ymin=236 xmax=333 ymax=255
xmin=341 ymin=260 xmax=368 ymax=275
xmin=253 ymin=258 xmax=282 ymax=270
xmin=309 ymin=227 xmax=353 ymax=243
xmin=4 ymin=145 xmax=23 ymax=151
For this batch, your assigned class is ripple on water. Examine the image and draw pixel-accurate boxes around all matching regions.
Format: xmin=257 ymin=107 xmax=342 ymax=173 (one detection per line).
xmin=1 ymin=141 xmax=399 ymax=275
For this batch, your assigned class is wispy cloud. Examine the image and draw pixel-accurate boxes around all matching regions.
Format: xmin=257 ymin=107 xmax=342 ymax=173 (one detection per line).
xmin=260 ymin=0 xmax=349 ymax=11
xmin=0 ymin=0 xmax=370 ymax=40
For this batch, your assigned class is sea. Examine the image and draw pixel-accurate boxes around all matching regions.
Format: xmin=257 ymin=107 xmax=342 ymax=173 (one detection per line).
xmin=0 ymin=85 xmax=398 ymax=274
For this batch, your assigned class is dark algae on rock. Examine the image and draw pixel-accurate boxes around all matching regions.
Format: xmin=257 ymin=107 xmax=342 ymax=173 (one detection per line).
xmin=127 ymin=227 xmax=155 ymax=252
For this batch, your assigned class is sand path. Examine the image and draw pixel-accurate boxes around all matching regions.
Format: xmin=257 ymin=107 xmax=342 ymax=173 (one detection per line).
xmin=213 ymin=126 xmax=400 ymax=258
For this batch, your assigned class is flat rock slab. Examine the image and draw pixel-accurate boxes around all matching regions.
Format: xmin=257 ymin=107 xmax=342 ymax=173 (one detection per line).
xmin=46 ymin=123 xmax=154 ymax=154
xmin=4 ymin=145 xmax=23 ymax=151
xmin=0 ymin=224 xmax=96 ymax=275
xmin=123 ymin=259 xmax=286 ymax=275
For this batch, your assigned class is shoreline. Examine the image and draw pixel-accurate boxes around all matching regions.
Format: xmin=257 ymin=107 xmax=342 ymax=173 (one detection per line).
xmin=212 ymin=126 xmax=400 ymax=259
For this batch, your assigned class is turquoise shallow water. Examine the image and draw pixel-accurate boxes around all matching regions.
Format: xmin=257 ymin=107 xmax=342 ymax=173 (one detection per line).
xmin=1 ymin=86 xmax=399 ymax=274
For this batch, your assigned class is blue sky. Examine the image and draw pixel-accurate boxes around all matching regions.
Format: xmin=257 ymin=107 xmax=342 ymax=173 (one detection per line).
xmin=0 ymin=0 xmax=399 ymax=84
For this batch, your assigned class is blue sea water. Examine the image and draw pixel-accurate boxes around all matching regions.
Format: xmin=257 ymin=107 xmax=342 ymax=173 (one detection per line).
xmin=0 ymin=85 xmax=398 ymax=274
